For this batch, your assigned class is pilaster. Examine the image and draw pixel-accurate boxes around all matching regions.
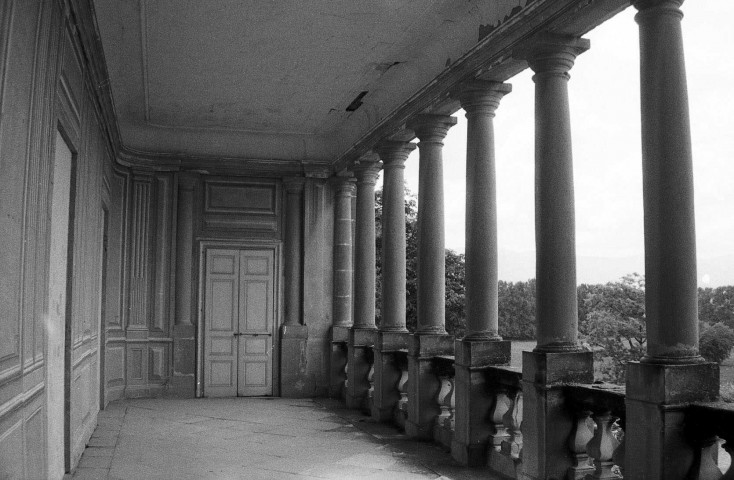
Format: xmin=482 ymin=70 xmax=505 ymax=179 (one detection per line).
xmin=172 ymin=173 xmax=198 ymax=395
xmin=281 ymin=177 xmax=307 ymax=397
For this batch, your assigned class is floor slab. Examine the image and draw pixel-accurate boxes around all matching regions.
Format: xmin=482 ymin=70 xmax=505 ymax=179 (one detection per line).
xmin=69 ymin=397 xmax=502 ymax=480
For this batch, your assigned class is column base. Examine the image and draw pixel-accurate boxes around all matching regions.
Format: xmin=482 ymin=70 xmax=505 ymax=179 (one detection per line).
xmin=280 ymin=324 xmax=309 ymax=398
xmin=452 ymin=339 xmax=511 ymax=466
xmin=521 ymin=350 xmax=593 ymax=480
xmin=172 ymin=324 xmax=196 ymax=397
xmin=405 ymin=333 xmax=454 ymax=440
xmin=372 ymin=331 xmax=410 ymax=421
xmin=345 ymin=327 xmax=377 ymax=410
xmin=625 ymin=361 xmax=719 ymax=478
xmin=329 ymin=326 xmax=350 ymax=398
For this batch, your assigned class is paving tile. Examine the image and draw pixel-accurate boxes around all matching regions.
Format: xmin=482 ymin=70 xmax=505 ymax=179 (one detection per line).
xmin=72 ymin=467 xmax=109 ymax=479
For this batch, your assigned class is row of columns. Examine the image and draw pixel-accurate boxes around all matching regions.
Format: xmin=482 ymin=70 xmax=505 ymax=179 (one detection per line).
xmin=327 ymin=1 xmax=715 ymax=477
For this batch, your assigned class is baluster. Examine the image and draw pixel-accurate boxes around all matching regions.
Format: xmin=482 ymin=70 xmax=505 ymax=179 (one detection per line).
xmin=448 ymin=377 xmax=456 ymax=431
xmin=501 ymin=390 xmax=523 ymax=460
xmin=344 ymin=360 xmax=349 ymax=392
xmin=689 ymin=435 xmax=723 ymax=480
xmin=436 ymin=374 xmax=453 ymax=428
xmin=489 ymin=389 xmax=512 ymax=452
xmin=612 ymin=419 xmax=625 ymax=478
xmin=567 ymin=409 xmax=595 ymax=479
xmin=396 ymin=363 xmax=409 ymax=416
xmin=722 ymin=436 xmax=734 ymax=480
xmin=367 ymin=362 xmax=375 ymax=402
xmin=586 ymin=411 xmax=621 ymax=479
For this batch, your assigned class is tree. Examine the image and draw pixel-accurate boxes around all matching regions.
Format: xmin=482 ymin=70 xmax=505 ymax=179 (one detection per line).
xmin=699 ymin=322 xmax=734 ymax=364
xmin=698 ymin=286 xmax=734 ymax=330
xmin=580 ymin=274 xmax=646 ymax=384
xmin=374 ymin=185 xmax=465 ymax=335
xmin=498 ymin=280 xmax=536 ymax=340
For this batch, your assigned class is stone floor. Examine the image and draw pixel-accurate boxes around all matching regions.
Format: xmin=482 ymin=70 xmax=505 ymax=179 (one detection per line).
xmin=69 ymin=397 xmax=501 ymax=480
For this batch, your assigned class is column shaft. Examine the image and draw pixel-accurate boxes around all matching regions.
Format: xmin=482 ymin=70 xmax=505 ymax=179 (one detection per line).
xmin=283 ymin=178 xmax=305 ymax=326
xmin=333 ymin=178 xmax=356 ymax=327
xmin=460 ymin=81 xmax=511 ymax=340
xmin=524 ymin=35 xmax=589 ymax=352
xmin=407 ymin=114 xmax=457 ymax=335
xmin=377 ymin=141 xmax=416 ymax=332
xmin=636 ymin=0 xmax=699 ymax=362
xmin=353 ymin=158 xmax=381 ymax=329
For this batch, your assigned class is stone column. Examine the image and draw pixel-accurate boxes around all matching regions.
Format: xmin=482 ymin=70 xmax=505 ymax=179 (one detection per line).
xmin=174 ymin=173 xmax=197 ymax=396
xmin=330 ymin=176 xmax=356 ymax=397
xmin=625 ymin=2 xmax=719 ymax=477
xmin=452 ymin=81 xmax=512 ymax=466
xmin=515 ymin=35 xmax=594 ymax=480
xmin=280 ymin=177 xmax=308 ymax=397
xmin=371 ymin=140 xmax=415 ymax=421
xmin=404 ymin=114 xmax=457 ymax=439
xmin=346 ymin=155 xmax=381 ymax=409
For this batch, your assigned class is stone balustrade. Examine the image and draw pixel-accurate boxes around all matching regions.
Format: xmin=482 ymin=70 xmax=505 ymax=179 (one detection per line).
xmin=685 ymin=403 xmax=734 ymax=479
xmin=394 ymin=349 xmax=410 ymax=429
xmin=564 ymin=384 xmax=626 ymax=479
xmin=484 ymin=366 xmax=523 ymax=478
xmin=432 ymin=355 xmax=456 ymax=449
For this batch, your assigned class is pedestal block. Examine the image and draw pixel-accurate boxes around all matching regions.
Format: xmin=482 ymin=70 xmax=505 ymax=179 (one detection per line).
xmin=406 ymin=334 xmax=455 ymax=439
xmin=280 ymin=324 xmax=309 ymax=398
xmin=330 ymin=325 xmax=351 ymax=398
xmin=625 ymin=361 xmax=719 ymax=478
xmin=346 ymin=327 xmax=377 ymax=409
xmin=521 ymin=350 xmax=593 ymax=480
xmin=372 ymin=331 xmax=410 ymax=421
xmin=451 ymin=339 xmax=511 ymax=466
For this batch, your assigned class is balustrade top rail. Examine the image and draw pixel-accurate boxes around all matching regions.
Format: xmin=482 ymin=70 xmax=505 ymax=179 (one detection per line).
xmin=564 ymin=383 xmax=626 ymax=423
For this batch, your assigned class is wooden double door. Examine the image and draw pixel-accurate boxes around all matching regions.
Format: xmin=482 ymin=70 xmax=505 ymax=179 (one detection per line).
xmin=204 ymin=248 xmax=275 ymax=396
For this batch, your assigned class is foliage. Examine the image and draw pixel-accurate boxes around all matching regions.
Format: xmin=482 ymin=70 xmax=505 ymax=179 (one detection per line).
xmin=374 ymin=185 xmax=464 ymax=335
xmin=698 ymin=286 xmax=734 ymax=330
xmin=498 ymin=280 xmax=536 ymax=340
xmin=580 ymin=274 xmax=646 ymax=384
xmin=699 ymin=322 xmax=734 ymax=364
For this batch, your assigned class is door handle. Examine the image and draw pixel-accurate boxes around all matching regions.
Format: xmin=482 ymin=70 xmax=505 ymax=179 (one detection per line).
xmin=233 ymin=333 xmax=272 ymax=337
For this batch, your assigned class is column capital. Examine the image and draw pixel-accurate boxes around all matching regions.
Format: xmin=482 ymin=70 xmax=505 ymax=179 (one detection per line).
xmin=331 ymin=176 xmax=357 ymax=197
xmin=634 ymin=0 xmax=684 ymax=21
xmin=282 ymin=176 xmax=306 ymax=194
xmin=375 ymin=140 xmax=416 ymax=169
xmin=353 ymin=154 xmax=382 ymax=186
xmin=458 ymin=81 xmax=512 ymax=117
xmin=515 ymin=33 xmax=590 ymax=79
xmin=407 ymin=114 xmax=457 ymax=145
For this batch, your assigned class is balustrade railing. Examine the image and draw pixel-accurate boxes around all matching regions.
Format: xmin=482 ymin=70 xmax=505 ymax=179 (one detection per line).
xmin=363 ymin=346 xmax=375 ymax=414
xmin=394 ymin=349 xmax=409 ymax=429
xmin=564 ymin=383 xmax=626 ymax=479
xmin=485 ymin=366 xmax=523 ymax=478
xmin=432 ymin=355 xmax=456 ymax=449
xmin=685 ymin=402 xmax=734 ymax=479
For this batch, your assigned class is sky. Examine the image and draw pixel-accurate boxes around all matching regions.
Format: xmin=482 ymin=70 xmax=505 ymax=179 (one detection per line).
xmin=377 ymin=2 xmax=734 ymax=287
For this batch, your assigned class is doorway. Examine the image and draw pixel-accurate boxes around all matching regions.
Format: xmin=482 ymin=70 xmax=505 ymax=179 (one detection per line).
xmin=203 ymin=248 xmax=276 ymax=397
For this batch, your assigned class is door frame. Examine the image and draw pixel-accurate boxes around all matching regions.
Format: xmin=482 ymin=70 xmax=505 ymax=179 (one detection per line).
xmin=196 ymin=239 xmax=282 ymax=397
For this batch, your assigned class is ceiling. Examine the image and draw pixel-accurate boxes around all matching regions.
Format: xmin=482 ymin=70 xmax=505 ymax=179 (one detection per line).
xmin=93 ymin=0 xmax=536 ymax=167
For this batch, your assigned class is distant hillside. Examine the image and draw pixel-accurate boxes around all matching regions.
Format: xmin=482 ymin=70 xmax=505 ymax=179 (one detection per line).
xmin=498 ymin=250 xmax=734 ymax=287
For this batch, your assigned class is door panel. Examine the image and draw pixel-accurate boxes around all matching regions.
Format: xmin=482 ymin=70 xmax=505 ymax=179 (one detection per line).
xmin=237 ymin=250 xmax=274 ymax=396
xmin=204 ymin=250 xmax=240 ymax=397
xmin=204 ymin=248 xmax=275 ymax=397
